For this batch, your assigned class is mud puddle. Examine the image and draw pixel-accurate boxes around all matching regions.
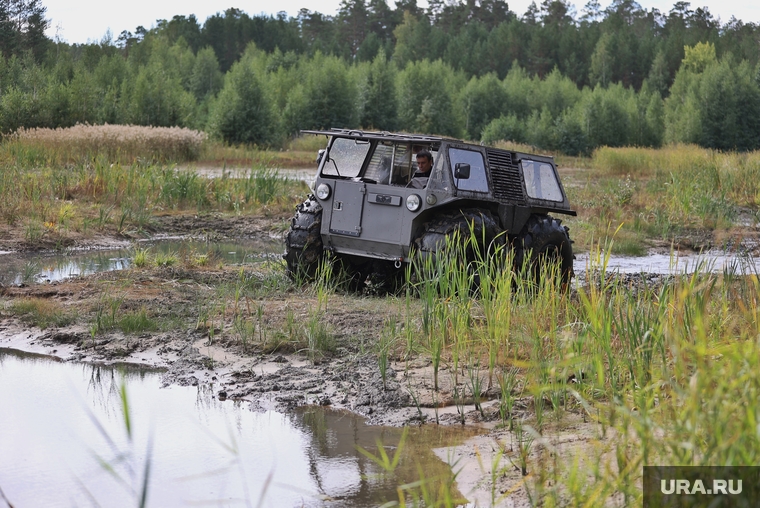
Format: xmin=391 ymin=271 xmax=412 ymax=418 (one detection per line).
xmin=0 ymin=238 xmax=282 ymax=285
xmin=0 ymin=348 xmax=480 ymax=508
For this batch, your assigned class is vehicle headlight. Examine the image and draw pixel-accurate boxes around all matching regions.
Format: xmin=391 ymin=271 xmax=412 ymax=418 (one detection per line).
xmin=316 ymin=183 xmax=331 ymax=200
xmin=406 ymin=194 xmax=422 ymax=212
xmin=426 ymin=194 xmax=437 ymax=205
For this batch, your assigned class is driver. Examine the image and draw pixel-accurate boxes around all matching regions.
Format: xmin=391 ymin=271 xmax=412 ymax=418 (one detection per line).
xmin=408 ymin=150 xmax=433 ymax=189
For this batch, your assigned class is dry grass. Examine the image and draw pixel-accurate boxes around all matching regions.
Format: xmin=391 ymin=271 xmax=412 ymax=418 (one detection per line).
xmin=198 ymin=142 xmax=319 ymax=169
xmin=4 ymin=124 xmax=208 ymax=165
xmin=8 ymin=297 xmax=76 ymax=329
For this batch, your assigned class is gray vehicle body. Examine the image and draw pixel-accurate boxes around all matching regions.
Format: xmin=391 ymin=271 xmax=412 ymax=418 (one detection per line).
xmin=302 ymin=129 xmax=576 ymax=266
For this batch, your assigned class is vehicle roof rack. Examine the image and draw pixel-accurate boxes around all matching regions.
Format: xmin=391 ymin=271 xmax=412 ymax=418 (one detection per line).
xmin=301 ymin=128 xmax=451 ymax=143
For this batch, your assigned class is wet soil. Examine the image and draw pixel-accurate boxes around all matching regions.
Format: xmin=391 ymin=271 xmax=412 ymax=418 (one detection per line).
xmin=1 ymin=209 xmax=758 ymax=506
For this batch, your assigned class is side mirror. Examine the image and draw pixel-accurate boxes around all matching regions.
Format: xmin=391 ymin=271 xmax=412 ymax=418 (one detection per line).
xmin=454 ymin=163 xmax=470 ymax=180
xmin=316 ymin=149 xmax=325 ymax=164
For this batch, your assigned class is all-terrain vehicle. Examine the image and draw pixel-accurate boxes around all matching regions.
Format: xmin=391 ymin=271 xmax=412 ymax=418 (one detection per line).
xmin=284 ymin=129 xmax=575 ymax=286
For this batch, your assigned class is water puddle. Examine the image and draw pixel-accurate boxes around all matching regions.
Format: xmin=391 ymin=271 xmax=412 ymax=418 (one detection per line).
xmin=0 ymin=349 xmax=478 ymax=508
xmin=0 ymin=238 xmax=283 ymax=285
xmin=5 ymin=235 xmax=759 ymax=288
xmin=576 ymin=251 xmax=760 ymax=275
xmin=186 ymin=166 xmax=315 ymax=185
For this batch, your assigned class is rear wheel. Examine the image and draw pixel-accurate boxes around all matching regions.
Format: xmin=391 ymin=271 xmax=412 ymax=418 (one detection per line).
xmin=283 ymin=196 xmax=324 ymax=280
xmin=513 ymin=214 xmax=574 ymax=285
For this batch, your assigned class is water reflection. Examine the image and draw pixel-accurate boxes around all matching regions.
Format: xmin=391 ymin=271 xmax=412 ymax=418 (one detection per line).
xmin=0 ymin=238 xmax=283 ymax=285
xmin=0 ymin=349 xmax=475 ymax=507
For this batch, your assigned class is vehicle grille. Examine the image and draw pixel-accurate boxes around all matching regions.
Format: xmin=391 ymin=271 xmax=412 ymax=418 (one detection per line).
xmin=486 ymin=149 xmax=526 ymax=205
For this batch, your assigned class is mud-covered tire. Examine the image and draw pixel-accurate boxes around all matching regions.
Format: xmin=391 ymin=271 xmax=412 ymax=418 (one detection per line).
xmin=283 ymin=196 xmax=324 ymax=279
xmin=414 ymin=209 xmax=502 ymax=259
xmin=513 ymin=214 xmax=574 ymax=285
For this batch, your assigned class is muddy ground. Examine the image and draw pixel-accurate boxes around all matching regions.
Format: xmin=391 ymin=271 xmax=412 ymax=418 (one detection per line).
xmin=1 ymin=208 xmax=757 ymax=506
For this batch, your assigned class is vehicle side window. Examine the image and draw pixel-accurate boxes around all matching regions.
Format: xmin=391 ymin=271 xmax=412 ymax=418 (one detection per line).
xmin=322 ymin=138 xmax=370 ymax=178
xmin=448 ymin=148 xmax=488 ymax=192
xmin=521 ymin=160 xmax=563 ymax=202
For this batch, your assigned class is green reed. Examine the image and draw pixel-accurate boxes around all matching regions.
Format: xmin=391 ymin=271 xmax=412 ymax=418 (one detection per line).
xmin=0 ymin=156 xmax=304 ymax=241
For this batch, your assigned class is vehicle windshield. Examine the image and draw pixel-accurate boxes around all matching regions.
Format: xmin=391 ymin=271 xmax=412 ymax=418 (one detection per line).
xmin=321 ymin=137 xmax=437 ymax=186
xmin=321 ymin=137 xmax=370 ymax=178
xmin=363 ymin=143 xmax=427 ymax=185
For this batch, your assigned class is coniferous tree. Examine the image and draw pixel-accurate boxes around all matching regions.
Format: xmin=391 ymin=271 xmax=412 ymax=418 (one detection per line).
xmin=360 ymin=49 xmax=397 ymax=129
xmin=208 ymin=47 xmax=277 ymax=145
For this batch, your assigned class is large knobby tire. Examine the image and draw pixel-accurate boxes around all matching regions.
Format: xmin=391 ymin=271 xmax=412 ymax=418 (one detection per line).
xmin=513 ymin=214 xmax=574 ymax=285
xmin=283 ymin=196 xmax=324 ymax=279
xmin=413 ymin=209 xmax=502 ymax=290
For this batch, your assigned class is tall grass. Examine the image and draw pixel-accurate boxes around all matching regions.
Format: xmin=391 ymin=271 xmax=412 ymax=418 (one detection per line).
xmin=5 ymin=124 xmax=207 ymax=165
xmin=0 ymin=157 xmax=304 ymax=237
xmin=197 ymin=134 xmax=322 ymax=168
xmin=566 ymin=145 xmax=760 ymax=253
xmin=392 ymin=227 xmax=760 ymax=503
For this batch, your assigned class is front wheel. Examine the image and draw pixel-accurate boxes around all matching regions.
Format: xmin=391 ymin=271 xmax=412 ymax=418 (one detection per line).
xmin=513 ymin=214 xmax=574 ymax=286
xmin=283 ymin=196 xmax=323 ymax=280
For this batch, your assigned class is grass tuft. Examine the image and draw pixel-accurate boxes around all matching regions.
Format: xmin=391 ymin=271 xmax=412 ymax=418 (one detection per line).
xmin=8 ymin=297 xmax=76 ymax=329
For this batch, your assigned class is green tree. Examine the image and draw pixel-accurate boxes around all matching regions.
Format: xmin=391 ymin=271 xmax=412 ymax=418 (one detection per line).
xmin=481 ymin=113 xmax=526 ymax=145
xmin=554 ymin=112 xmax=590 ymax=155
xmin=190 ymin=46 xmax=223 ymax=100
xmin=208 ymin=50 xmax=278 ymax=145
xmin=681 ymin=41 xmax=717 ymax=73
xmin=92 ymin=54 xmax=130 ymax=124
xmin=532 ymin=67 xmax=581 ymax=118
xmin=359 ymin=49 xmax=397 ymax=129
xmin=663 ymin=67 xmax=702 ymax=145
xmin=396 ymin=59 xmax=463 ymax=136
xmin=646 ymin=50 xmax=670 ymax=97
xmin=579 ymin=83 xmax=631 ymax=147
xmin=299 ymin=53 xmax=358 ymax=130
xmin=392 ymin=12 xmax=445 ymax=68
xmin=337 ymin=0 xmax=369 ymax=59
xmin=526 ymin=107 xmax=557 ymax=149
xmin=589 ymin=32 xmax=613 ymax=87
xmin=697 ymin=59 xmax=760 ymax=150
xmin=68 ymin=63 xmax=100 ymax=124
xmin=501 ymin=63 xmax=534 ymax=118
xmin=123 ymin=59 xmax=195 ymax=127
xmin=459 ymin=72 xmax=508 ymax=140
xmin=0 ymin=0 xmax=49 ymax=61
xmin=662 ymin=48 xmax=760 ymax=150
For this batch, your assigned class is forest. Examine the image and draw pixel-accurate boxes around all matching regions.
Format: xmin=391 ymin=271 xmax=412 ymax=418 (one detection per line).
xmin=2 ymin=0 xmax=760 ymax=154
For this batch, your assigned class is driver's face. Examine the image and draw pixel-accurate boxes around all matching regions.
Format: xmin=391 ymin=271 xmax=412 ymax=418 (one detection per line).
xmin=416 ymin=156 xmax=432 ymax=174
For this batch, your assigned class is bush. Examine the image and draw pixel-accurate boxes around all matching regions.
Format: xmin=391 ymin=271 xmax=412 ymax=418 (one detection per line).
xmin=481 ymin=114 xmax=526 ymax=145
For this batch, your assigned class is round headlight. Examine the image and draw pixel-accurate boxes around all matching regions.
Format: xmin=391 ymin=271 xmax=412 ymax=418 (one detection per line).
xmin=406 ymin=194 xmax=422 ymax=212
xmin=316 ymin=183 xmax=331 ymax=200
xmin=426 ymin=194 xmax=437 ymax=205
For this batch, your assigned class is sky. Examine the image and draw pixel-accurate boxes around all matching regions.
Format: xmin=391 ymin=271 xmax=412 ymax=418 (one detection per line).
xmin=44 ymin=0 xmax=760 ymax=45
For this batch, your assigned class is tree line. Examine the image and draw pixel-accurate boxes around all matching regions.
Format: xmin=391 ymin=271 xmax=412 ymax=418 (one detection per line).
xmin=1 ymin=0 xmax=759 ymax=154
